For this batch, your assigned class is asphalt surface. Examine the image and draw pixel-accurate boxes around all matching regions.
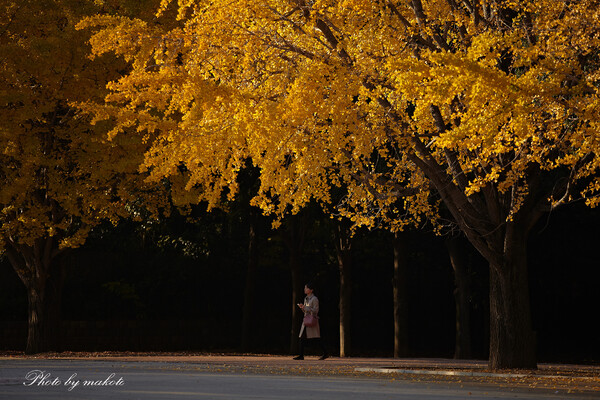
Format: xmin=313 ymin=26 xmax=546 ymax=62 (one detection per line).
xmin=0 ymin=355 xmax=598 ymax=399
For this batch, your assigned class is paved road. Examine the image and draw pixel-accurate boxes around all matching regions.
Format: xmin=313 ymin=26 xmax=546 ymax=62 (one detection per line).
xmin=0 ymin=360 xmax=596 ymax=400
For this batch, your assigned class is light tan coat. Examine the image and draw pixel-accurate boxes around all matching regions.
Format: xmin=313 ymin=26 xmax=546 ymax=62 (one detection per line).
xmin=299 ymin=294 xmax=321 ymax=339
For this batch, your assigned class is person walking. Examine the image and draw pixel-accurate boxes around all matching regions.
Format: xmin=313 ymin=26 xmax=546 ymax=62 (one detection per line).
xmin=294 ymin=282 xmax=328 ymax=360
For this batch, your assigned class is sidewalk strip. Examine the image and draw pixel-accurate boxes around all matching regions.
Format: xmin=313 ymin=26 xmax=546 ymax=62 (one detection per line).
xmin=354 ymin=367 xmax=599 ymax=380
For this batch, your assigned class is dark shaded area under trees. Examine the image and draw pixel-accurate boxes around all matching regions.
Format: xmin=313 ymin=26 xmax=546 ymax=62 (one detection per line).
xmin=0 ymin=202 xmax=598 ymax=363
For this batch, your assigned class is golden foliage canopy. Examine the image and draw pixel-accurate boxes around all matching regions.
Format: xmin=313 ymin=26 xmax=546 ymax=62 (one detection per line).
xmin=79 ymin=0 xmax=600 ymax=231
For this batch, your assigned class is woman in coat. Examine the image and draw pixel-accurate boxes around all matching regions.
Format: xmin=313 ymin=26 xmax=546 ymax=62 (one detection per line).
xmin=294 ymin=282 xmax=328 ymax=360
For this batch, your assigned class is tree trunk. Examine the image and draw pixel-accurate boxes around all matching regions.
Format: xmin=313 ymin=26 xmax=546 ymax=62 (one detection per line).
xmin=5 ymin=238 xmax=65 ymax=354
xmin=241 ymin=209 xmax=259 ymax=352
xmin=334 ymin=222 xmax=352 ymax=357
xmin=488 ymin=227 xmax=536 ymax=369
xmin=446 ymin=236 xmax=472 ymax=360
xmin=400 ymin=104 xmax=551 ymax=368
xmin=289 ymin=245 xmax=304 ymax=354
xmin=392 ymin=232 xmax=409 ymax=358
xmin=282 ymin=214 xmax=306 ymax=355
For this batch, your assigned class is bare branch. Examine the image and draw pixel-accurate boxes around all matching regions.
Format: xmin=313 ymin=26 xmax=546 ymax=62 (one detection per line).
xmin=409 ymin=0 xmax=428 ymax=27
xmin=314 ymin=18 xmax=353 ymax=64
xmin=387 ymin=2 xmax=412 ymax=29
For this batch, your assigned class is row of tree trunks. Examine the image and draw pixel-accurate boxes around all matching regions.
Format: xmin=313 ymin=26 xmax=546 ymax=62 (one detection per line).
xmin=275 ymin=217 xmax=478 ymax=358
xmin=12 ymin=213 xmax=527 ymax=364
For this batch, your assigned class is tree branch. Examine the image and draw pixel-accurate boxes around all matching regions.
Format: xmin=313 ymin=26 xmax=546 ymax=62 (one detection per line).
xmin=429 ymin=105 xmax=471 ymax=194
xmin=314 ymin=18 xmax=353 ymax=64
xmin=406 ymin=136 xmax=502 ymax=266
xmin=387 ymin=2 xmax=412 ymax=29
xmin=4 ymin=242 xmax=33 ymax=287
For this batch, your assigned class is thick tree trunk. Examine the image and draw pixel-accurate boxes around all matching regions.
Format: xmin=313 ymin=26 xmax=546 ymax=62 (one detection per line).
xmin=392 ymin=232 xmax=409 ymax=358
xmin=26 ymin=279 xmax=47 ymax=354
xmin=25 ymin=263 xmax=64 ymax=355
xmin=488 ymin=228 xmax=536 ymax=369
xmin=241 ymin=209 xmax=259 ymax=351
xmin=334 ymin=222 xmax=352 ymax=357
xmin=446 ymin=236 xmax=472 ymax=360
xmin=6 ymin=238 xmax=65 ymax=354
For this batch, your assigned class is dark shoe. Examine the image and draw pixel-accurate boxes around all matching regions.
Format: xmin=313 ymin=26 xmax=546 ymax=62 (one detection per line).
xmin=293 ymin=356 xmax=304 ymax=360
xmin=318 ymin=354 xmax=329 ymax=360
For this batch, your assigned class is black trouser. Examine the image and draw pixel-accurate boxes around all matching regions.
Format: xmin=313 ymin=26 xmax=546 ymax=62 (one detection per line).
xmin=298 ymin=334 xmax=327 ymax=357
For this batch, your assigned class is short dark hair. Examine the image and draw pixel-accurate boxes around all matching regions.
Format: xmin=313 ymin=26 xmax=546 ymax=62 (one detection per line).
xmin=305 ymin=282 xmax=315 ymax=291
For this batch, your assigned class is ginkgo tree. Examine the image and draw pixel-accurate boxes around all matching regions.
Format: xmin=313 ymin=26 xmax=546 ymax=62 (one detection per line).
xmin=80 ymin=0 xmax=600 ymax=368
xmin=0 ymin=0 xmax=170 ymax=354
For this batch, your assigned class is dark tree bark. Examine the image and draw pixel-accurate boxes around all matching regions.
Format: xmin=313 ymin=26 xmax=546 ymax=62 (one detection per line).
xmin=392 ymin=231 xmax=410 ymax=358
xmin=446 ymin=235 xmax=473 ymax=360
xmin=488 ymin=220 xmax=536 ymax=369
xmin=281 ymin=213 xmax=307 ymax=355
xmin=241 ymin=208 xmax=260 ymax=351
xmin=5 ymin=237 xmax=65 ymax=354
xmin=334 ymin=221 xmax=353 ymax=357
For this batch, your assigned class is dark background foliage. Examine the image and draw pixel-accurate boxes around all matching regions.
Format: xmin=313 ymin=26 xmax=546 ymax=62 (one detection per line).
xmin=1 ymin=202 xmax=598 ymax=363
